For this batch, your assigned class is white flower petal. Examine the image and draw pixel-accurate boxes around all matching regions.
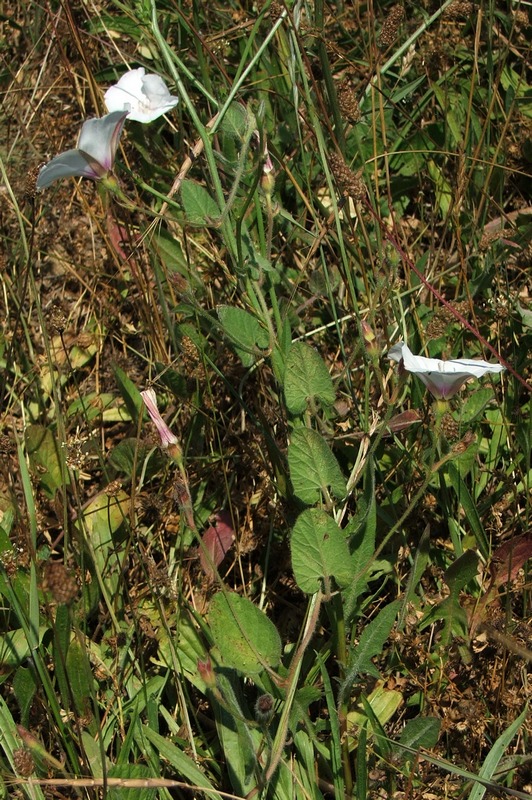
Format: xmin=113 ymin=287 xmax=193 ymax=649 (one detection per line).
xmin=104 ymin=68 xmax=147 ymax=113
xmin=77 ymin=110 xmax=128 ymax=171
xmin=141 ymin=74 xmax=177 ymax=105
xmin=140 ymin=388 xmax=158 ymax=411
xmin=36 ymin=149 xmax=103 ymax=188
xmin=104 ymin=68 xmax=179 ymax=123
xmin=37 ymin=110 xmax=128 ymax=189
xmin=388 ymin=341 xmax=505 ymax=399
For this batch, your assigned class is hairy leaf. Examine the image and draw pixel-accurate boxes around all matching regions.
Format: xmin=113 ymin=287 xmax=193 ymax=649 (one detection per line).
xmin=218 ymin=306 xmax=269 ymax=367
xmin=288 ymin=428 xmax=346 ymax=505
xmin=284 ymin=342 xmax=335 ymax=415
xmin=180 ymin=179 xmax=220 ymax=225
xmin=291 ymin=508 xmax=353 ymax=593
xmin=208 ymin=592 xmax=281 ymax=675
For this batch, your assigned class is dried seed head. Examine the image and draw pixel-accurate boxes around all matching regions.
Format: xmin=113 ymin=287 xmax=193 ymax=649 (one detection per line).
xmin=180 ymin=335 xmax=204 ymax=378
xmin=0 ymin=550 xmax=17 ymax=576
xmin=451 ymin=430 xmax=477 ymax=454
xmin=47 ymin=303 xmax=67 ymax=334
xmin=25 ymin=164 xmax=43 ymax=200
xmin=328 ymin=153 xmax=366 ymax=200
xmin=492 ymin=296 xmax=510 ymax=322
xmin=105 ymin=479 xmax=123 ymax=497
xmin=512 ymin=9 xmax=529 ymax=28
xmin=1 ymin=546 xmax=26 ymax=577
xmin=43 ymin=561 xmax=78 ymax=605
xmin=13 ymin=748 xmax=35 ymax=777
xmin=337 ymin=79 xmax=361 ymax=124
xmin=425 ymin=307 xmax=450 ymax=338
xmin=64 ymin=433 xmax=90 ymax=472
xmin=0 ymin=434 xmax=13 ymax=454
xmin=378 ymin=4 xmax=405 ymax=48
xmin=479 ymin=230 xmax=500 ymax=251
xmin=268 ymin=1 xmax=284 ymax=21
xmin=136 ymin=492 xmax=163 ymax=523
xmin=76 ymin=332 xmax=96 ymax=349
xmin=425 ymin=315 xmax=449 ymax=340
xmin=78 ymin=712 xmax=94 ymax=729
xmin=440 ymin=412 xmax=460 ymax=442
xmin=444 ymin=1 xmax=474 ymax=20
xmin=147 ymin=557 xmax=171 ymax=595
xmin=425 ymin=302 xmax=469 ymax=339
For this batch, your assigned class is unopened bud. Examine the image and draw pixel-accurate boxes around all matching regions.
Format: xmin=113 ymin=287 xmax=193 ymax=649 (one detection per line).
xmin=255 ymin=693 xmax=274 ymax=724
xmin=197 ymin=657 xmax=217 ymax=689
xmin=361 ymin=321 xmax=379 ymax=358
xmin=261 ymin=152 xmax=276 ymax=196
xmin=140 ymin=388 xmax=179 ymax=450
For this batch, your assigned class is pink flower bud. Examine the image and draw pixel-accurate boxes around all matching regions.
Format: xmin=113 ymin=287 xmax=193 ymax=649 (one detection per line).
xmin=140 ymin=388 xmax=178 ymax=448
xmin=197 ymin=657 xmax=216 ymax=689
xmin=361 ymin=321 xmax=379 ymax=358
xmin=260 ymin=147 xmax=276 ymax=196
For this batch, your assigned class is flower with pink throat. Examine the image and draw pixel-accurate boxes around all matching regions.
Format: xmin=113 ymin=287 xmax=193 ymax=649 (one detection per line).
xmin=37 ymin=111 xmax=128 ymax=189
xmin=388 ymin=341 xmax=505 ymax=400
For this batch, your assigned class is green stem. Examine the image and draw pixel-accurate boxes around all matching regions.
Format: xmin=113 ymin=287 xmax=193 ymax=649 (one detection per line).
xmin=363 ymin=0 xmax=455 ymax=102
xmin=356 ymin=423 xmax=455 ymax=583
xmin=215 ymin=110 xmax=257 ymax=225
xmin=315 ymin=0 xmax=345 ymax=150
xmin=150 ymin=0 xmax=239 ymax=265
xmin=262 ymin=591 xmax=323 ymax=785
xmin=327 ymin=593 xmax=352 ymax=794
xmin=210 ymin=10 xmax=288 ymax=137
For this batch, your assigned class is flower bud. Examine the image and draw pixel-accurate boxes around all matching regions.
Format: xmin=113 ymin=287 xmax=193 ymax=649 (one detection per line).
xmin=255 ymin=693 xmax=274 ymax=724
xmin=361 ymin=320 xmax=379 ymax=358
xmin=261 ymin=152 xmax=275 ymax=196
xmin=140 ymin=388 xmax=179 ymax=449
xmin=197 ymin=657 xmax=217 ymax=689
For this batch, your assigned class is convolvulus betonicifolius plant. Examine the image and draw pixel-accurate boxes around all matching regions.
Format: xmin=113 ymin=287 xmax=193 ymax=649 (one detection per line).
xmin=0 ymin=0 xmax=530 ymax=799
